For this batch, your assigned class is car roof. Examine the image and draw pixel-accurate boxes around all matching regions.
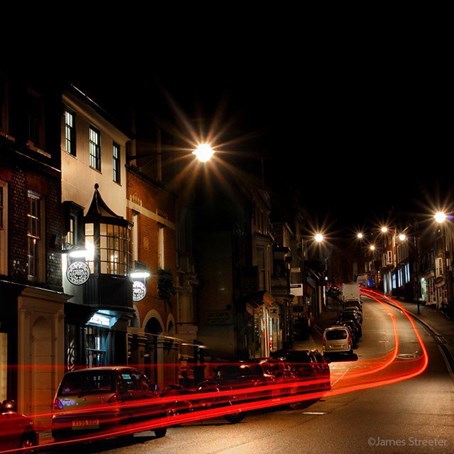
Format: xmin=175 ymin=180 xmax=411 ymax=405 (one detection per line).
xmin=324 ymin=325 xmax=349 ymax=331
xmin=64 ymin=366 xmax=140 ymax=375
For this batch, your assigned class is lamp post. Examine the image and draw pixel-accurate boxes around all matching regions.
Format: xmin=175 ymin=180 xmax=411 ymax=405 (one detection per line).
xmin=434 ymin=211 xmax=450 ymax=312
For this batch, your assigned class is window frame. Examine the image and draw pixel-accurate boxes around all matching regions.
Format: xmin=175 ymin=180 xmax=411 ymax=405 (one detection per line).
xmin=64 ymin=109 xmax=76 ymax=156
xmin=27 ymin=190 xmax=45 ymax=281
xmin=112 ymin=142 xmax=120 ymax=183
xmin=89 ymin=126 xmax=101 ymax=171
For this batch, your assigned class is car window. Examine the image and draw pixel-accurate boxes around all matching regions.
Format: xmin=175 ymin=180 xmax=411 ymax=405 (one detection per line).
xmin=285 ymin=352 xmax=312 ymax=363
xmin=59 ymin=372 xmax=114 ymax=395
xmin=118 ymin=372 xmax=139 ymax=392
xmin=325 ymin=329 xmax=348 ymax=340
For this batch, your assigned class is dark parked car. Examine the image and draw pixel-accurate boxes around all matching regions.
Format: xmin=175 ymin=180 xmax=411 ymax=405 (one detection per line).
xmin=52 ymin=366 xmax=167 ymax=441
xmin=165 ymin=361 xmax=283 ymax=424
xmin=0 ymin=399 xmax=38 ymax=452
xmin=277 ymin=350 xmax=331 ymax=391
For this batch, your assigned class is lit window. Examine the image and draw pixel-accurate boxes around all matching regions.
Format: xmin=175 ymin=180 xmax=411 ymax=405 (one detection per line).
xmin=89 ymin=127 xmax=101 ymax=171
xmin=64 ymin=110 xmax=76 ymax=156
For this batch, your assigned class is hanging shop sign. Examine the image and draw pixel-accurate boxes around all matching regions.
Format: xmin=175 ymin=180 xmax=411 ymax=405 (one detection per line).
xmin=66 ymin=261 xmax=90 ymax=286
xmin=132 ymin=281 xmax=147 ymax=302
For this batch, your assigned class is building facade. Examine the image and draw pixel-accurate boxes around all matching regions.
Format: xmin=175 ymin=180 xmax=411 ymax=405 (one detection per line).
xmin=0 ymin=69 xmax=67 ymax=425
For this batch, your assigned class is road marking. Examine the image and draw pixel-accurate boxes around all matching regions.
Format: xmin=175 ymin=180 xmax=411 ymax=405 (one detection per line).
xmin=301 ymin=411 xmax=327 ymax=415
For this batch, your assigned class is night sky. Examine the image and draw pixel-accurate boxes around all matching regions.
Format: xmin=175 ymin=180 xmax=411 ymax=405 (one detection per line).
xmin=13 ymin=33 xmax=451 ymax=238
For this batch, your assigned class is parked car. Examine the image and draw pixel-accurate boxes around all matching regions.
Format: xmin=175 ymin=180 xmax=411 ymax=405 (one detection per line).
xmin=0 ymin=399 xmax=38 ymax=452
xmin=277 ymin=350 xmax=331 ymax=391
xmin=322 ymin=326 xmax=354 ymax=355
xmin=52 ymin=366 xmax=167 ymax=441
xmin=165 ymin=360 xmax=284 ymax=424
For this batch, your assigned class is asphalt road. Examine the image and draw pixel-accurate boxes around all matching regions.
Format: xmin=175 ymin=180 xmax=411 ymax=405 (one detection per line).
xmin=42 ymin=297 xmax=454 ymax=453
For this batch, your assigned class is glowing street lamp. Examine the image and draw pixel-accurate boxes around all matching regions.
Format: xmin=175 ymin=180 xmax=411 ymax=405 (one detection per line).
xmin=434 ymin=211 xmax=447 ymax=224
xmin=193 ymin=143 xmax=215 ymax=162
xmin=398 ymin=233 xmax=407 ymax=242
xmin=380 ymin=226 xmax=389 ymax=233
xmin=357 ymin=232 xmax=364 ymax=239
xmin=369 ymin=244 xmax=376 ymax=251
xmin=314 ymin=233 xmax=324 ymax=243
xmin=433 ymin=210 xmax=451 ymax=311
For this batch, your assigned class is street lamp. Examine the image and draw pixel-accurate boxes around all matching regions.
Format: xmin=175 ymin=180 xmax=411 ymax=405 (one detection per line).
xmin=314 ymin=233 xmax=324 ymax=243
xmin=434 ymin=211 xmax=450 ymax=312
xmin=192 ymin=143 xmax=215 ymax=162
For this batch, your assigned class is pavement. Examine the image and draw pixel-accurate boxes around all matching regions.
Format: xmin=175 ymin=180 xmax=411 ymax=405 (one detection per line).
xmin=293 ymin=293 xmax=454 ymax=371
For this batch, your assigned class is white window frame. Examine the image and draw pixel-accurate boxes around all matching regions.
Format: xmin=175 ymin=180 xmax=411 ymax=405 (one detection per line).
xmin=0 ymin=180 xmax=7 ymax=275
xmin=64 ymin=109 xmax=76 ymax=156
xmin=27 ymin=191 xmax=45 ymax=281
xmin=89 ymin=126 xmax=101 ymax=171
xmin=435 ymin=257 xmax=443 ymax=278
xmin=112 ymin=142 xmax=120 ymax=183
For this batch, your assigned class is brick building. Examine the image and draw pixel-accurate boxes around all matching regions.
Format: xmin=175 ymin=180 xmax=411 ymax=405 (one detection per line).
xmin=0 ymin=68 xmax=68 ymax=425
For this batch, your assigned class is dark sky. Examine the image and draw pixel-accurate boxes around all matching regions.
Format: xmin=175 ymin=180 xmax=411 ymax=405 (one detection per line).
xmin=24 ymin=34 xmax=450 ymax=237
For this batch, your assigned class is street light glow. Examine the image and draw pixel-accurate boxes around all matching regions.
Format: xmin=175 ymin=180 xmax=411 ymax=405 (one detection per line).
xmin=370 ymin=244 xmax=376 ymax=251
xmin=381 ymin=226 xmax=389 ymax=233
xmin=193 ymin=143 xmax=215 ymax=162
xmin=434 ymin=211 xmax=447 ymax=224
xmin=398 ymin=233 xmax=407 ymax=241
xmin=314 ymin=233 xmax=324 ymax=243
xmin=357 ymin=232 xmax=364 ymax=239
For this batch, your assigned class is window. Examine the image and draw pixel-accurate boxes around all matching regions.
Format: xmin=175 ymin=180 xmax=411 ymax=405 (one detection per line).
xmin=435 ymin=257 xmax=443 ymax=277
xmin=64 ymin=110 xmax=76 ymax=156
xmin=67 ymin=215 xmax=76 ymax=246
xmin=386 ymin=250 xmax=393 ymax=265
xmin=112 ymin=142 xmax=120 ymax=183
xmin=89 ymin=126 xmax=101 ymax=171
xmin=0 ymin=181 xmax=7 ymax=275
xmin=27 ymin=191 xmax=43 ymax=280
xmin=158 ymin=225 xmax=165 ymax=269
xmin=132 ymin=212 xmax=139 ymax=262
xmin=85 ymin=222 xmax=130 ymax=276
xmin=0 ymin=74 xmax=8 ymax=134
xmin=257 ymin=246 xmax=266 ymax=291
xmin=26 ymin=90 xmax=44 ymax=148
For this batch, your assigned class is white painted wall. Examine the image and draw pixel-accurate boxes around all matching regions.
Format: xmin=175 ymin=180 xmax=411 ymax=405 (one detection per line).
xmin=61 ymin=92 xmax=129 ymax=216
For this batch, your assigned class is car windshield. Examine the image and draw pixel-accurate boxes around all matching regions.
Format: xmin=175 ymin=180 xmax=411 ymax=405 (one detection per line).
xmin=59 ymin=371 xmax=115 ymax=396
xmin=326 ymin=330 xmax=348 ymax=340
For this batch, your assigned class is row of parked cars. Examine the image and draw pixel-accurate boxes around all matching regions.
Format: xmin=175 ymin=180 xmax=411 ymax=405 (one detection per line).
xmin=48 ymin=349 xmax=331 ymax=444
xmin=322 ymin=298 xmax=363 ymax=356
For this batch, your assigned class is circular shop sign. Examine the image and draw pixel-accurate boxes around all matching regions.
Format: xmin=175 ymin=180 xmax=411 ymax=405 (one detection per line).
xmin=133 ymin=281 xmax=147 ymax=302
xmin=66 ymin=261 xmax=90 ymax=286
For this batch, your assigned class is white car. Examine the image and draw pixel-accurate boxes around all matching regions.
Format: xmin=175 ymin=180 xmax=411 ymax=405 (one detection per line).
xmin=322 ymin=326 xmax=353 ymax=355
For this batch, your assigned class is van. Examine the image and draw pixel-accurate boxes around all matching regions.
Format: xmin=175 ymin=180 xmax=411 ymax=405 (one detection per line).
xmin=322 ymin=326 xmax=353 ymax=355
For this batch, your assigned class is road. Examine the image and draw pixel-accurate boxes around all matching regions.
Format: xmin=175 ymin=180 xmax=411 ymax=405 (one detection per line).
xmin=42 ymin=297 xmax=454 ymax=453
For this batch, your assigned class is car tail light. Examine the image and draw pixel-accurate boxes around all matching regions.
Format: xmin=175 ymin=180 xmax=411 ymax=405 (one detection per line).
xmin=53 ymin=398 xmax=63 ymax=410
